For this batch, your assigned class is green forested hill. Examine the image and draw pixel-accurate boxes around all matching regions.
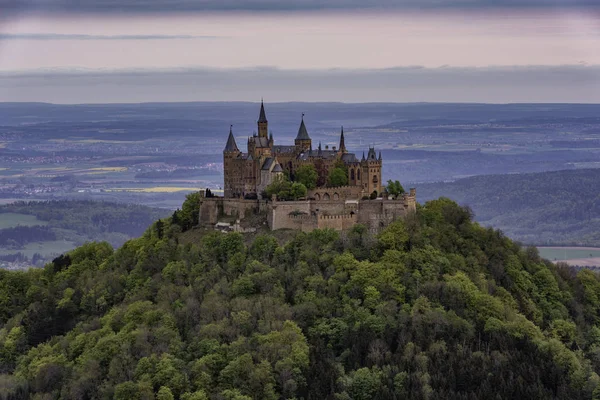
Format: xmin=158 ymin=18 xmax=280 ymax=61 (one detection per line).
xmin=2 ymin=196 xmax=600 ymax=399
xmin=416 ymin=168 xmax=600 ymax=246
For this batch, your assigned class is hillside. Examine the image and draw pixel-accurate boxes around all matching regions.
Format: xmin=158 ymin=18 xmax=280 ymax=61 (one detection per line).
xmin=416 ymin=168 xmax=600 ymax=246
xmin=2 ymin=195 xmax=600 ymax=398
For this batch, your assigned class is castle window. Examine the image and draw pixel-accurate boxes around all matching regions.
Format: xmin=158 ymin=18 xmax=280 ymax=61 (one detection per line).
xmin=323 ymin=193 xmax=330 ymax=201
xmin=373 ymin=175 xmax=378 ymax=183
xmin=333 ymin=193 xmax=339 ymax=200
xmin=357 ymin=170 xmax=361 ymax=180
xmin=350 ymin=169 xmax=355 ymax=180
xmin=315 ymin=193 xmax=321 ymax=201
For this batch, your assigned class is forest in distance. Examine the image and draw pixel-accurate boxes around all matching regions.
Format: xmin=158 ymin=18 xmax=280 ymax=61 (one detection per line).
xmin=0 ymin=201 xmax=171 ymax=268
xmin=417 ymin=168 xmax=600 ymax=248
xmin=2 ymin=194 xmax=600 ymax=398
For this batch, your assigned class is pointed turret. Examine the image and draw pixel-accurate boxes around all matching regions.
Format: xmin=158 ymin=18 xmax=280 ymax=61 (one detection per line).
xmin=362 ymin=151 xmax=366 ymax=161
xmin=339 ymin=126 xmax=347 ymax=153
xmin=378 ymin=151 xmax=382 ymax=161
xmin=295 ymin=113 xmax=312 ymax=151
xmin=367 ymin=147 xmax=377 ymax=160
xmin=258 ymin=99 xmax=267 ymax=123
xmin=257 ymin=99 xmax=268 ymax=138
xmin=224 ymin=125 xmax=239 ymax=153
xmin=295 ymin=114 xmax=310 ymax=141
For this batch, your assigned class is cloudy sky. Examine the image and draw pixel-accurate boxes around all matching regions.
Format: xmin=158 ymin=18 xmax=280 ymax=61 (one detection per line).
xmin=0 ymin=0 xmax=599 ymax=103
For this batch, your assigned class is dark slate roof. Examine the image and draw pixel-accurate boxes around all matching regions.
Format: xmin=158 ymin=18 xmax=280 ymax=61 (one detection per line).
xmin=258 ymin=101 xmax=268 ymax=123
xmin=252 ymin=136 xmax=270 ymax=148
xmin=367 ymin=148 xmax=377 ymax=160
xmin=339 ymin=127 xmax=347 ymax=152
xmin=272 ymin=163 xmax=283 ymax=173
xmin=342 ymin=153 xmax=359 ymax=163
xmin=296 ymin=117 xmax=310 ymax=141
xmin=261 ymin=158 xmax=275 ymax=170
xmin=273 ymin=145 xmax=296 ymax=154
xmin=297 ymin=149 xmax=337 ymax=161
xmin=224 ymin=128 xmax=239 ymax=152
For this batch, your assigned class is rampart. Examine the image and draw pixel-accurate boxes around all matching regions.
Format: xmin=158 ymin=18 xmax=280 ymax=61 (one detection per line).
xmin=199 ymin=188 xmax=417 ymax=233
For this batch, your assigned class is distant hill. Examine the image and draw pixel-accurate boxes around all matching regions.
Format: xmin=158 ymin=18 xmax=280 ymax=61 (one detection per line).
xmin=0 ymin=200 xmax=171 ymax=267
xmin=416 ymin=168 xmax=600 ymax=246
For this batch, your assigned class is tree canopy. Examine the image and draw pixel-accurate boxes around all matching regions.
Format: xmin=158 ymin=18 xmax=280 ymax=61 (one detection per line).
xmin=2 ymin=197 xmax=600 ymax=399
xmin=328 ymin=167 xmax=349 ymax=188
xmin=293 ymin=165 xmax=318 ymax=190
xmin=386 ymin=179 xmax=405 ymax=198
xmin=265 ymin=176 xmax=307 ymax=201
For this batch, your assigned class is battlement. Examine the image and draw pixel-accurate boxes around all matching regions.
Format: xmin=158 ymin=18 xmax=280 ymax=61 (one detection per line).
xmin=318 ymin=214 xmax=356 ymax=220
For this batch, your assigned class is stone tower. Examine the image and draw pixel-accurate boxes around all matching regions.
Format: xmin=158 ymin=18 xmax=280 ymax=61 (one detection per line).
xmin=362 ymin=147 xmax=382 ymax=196
xmin=223 ymin=125 xmax=241 ymax=198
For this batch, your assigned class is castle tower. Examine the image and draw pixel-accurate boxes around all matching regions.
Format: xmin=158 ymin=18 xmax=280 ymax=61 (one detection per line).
xmin=223 ymin=125 xmax=241 ymax=198
xmin=295 ymin=114 xmax=312 ymax=152
xmin=258 ymin=99 xmax=268 ymax=139
xmin=362 ymin=147 xmax=382 ymax=196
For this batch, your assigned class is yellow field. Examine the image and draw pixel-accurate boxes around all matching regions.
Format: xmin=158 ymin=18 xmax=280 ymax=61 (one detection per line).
xmin=88 ymin=167 xmax=128 ymax=172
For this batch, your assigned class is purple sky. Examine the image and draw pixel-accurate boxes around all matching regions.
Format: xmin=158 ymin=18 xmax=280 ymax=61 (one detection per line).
xmin=0 ymin=2 xmax=599 ymax=103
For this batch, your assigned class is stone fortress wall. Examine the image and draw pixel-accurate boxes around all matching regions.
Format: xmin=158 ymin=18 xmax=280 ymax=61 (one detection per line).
xmin=199 ymin=188 xmax=417 ymax=233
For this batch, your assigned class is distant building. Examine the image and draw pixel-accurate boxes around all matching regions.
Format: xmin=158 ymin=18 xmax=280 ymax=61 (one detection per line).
xmin=200 ymin=101 xmax=416 ymax=232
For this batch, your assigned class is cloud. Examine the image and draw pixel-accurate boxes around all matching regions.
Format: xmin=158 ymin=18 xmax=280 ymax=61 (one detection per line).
xmin=0 ymin=33 xmax=223 ymax=40
xmin=0 ymin=65 xmax=599 ymax=103
xmin=0 ymin=0 xmax=598 ymax=15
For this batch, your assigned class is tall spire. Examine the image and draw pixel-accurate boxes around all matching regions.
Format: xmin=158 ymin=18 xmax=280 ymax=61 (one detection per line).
xmin=378 ymin=151 xmax=382 ymax=161
xmin=362 ymin=151 xmax=366 ymax=161
xmin=258 ymin=99 xmax=267 ymax=123
xmin=224 ymin=125 xmax=239 ymax=152
xmin=339 ymin=126 xmax=347 ymax=153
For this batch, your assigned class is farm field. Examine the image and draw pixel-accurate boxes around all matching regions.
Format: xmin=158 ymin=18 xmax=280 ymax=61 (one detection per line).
xmin=538 ymin=247 xmax=600 ymax=266
xmin=0 ymin=240 xmax=76 ymax=260
xmin=0 ymin=213 xmax=47 ymax=229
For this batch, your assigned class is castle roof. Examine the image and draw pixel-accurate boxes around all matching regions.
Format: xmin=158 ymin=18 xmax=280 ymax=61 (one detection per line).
xmin=272 ymin=163 xmax=283 ymax=173
xmin=273 ymin=145 xmax=296 ymax=154
xmin=261 ymin=157 xmax=275 ymax=170
xmin=367 ymin=147 xmax=377 ymax=160
xmin=224 ymin=126 xmax=239 ymax=152
xmin=251 ymin=135 xmax=270 ymax=148
xmin=295 ymin=115 xmax=311 ymax=141
xmin=341 ymin=153 xmax=359 ymax=163
xmin=258 ymin=100 xmax=268 ymax=123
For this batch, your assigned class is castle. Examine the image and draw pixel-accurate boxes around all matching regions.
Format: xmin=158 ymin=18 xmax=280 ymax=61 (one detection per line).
xmin=199 ymin=102 xmax=416 ymax=232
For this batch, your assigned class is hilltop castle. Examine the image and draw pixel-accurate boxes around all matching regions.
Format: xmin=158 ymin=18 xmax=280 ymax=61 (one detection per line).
xmin=224 ymin=100 xmax=382 ymax=199
xmin=199 ymin=102 xmax=416 ymax=232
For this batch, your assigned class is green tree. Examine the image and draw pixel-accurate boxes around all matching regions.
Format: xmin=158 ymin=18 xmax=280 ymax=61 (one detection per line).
xmin=386 ymin=180 xmax=405 ymax=198
xmin=157 ymin=386 xmax=175 ymax=400
xmin=290 ymin=182 xmax=307 ymax=200
xmin=294 ymin=165 xmax=318 ymax=189
xmin=328 ymin=167 xmax=348 ymax=187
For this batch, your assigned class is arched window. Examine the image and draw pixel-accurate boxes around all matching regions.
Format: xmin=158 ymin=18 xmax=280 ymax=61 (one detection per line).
xmin=333 ymin=193 xmax=339 ymax=200
xmin=373 ymin=175 xmax=378 ymax=183
xmin=350 ymin=169 xmax=355 ymax=180
xmin=357 ymin=169 xmax=361 ymax=180
xmin=315 ymin=193 xmax=321 ymax=201
xmin=323 ymin=193 xmax=331 ymax=201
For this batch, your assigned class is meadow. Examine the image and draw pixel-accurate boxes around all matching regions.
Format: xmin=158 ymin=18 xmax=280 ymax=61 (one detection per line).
xmin=538 ymin=247 xmax=600 ymax=261
xmin=0 ymin=213 xmax=47 ymax=229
